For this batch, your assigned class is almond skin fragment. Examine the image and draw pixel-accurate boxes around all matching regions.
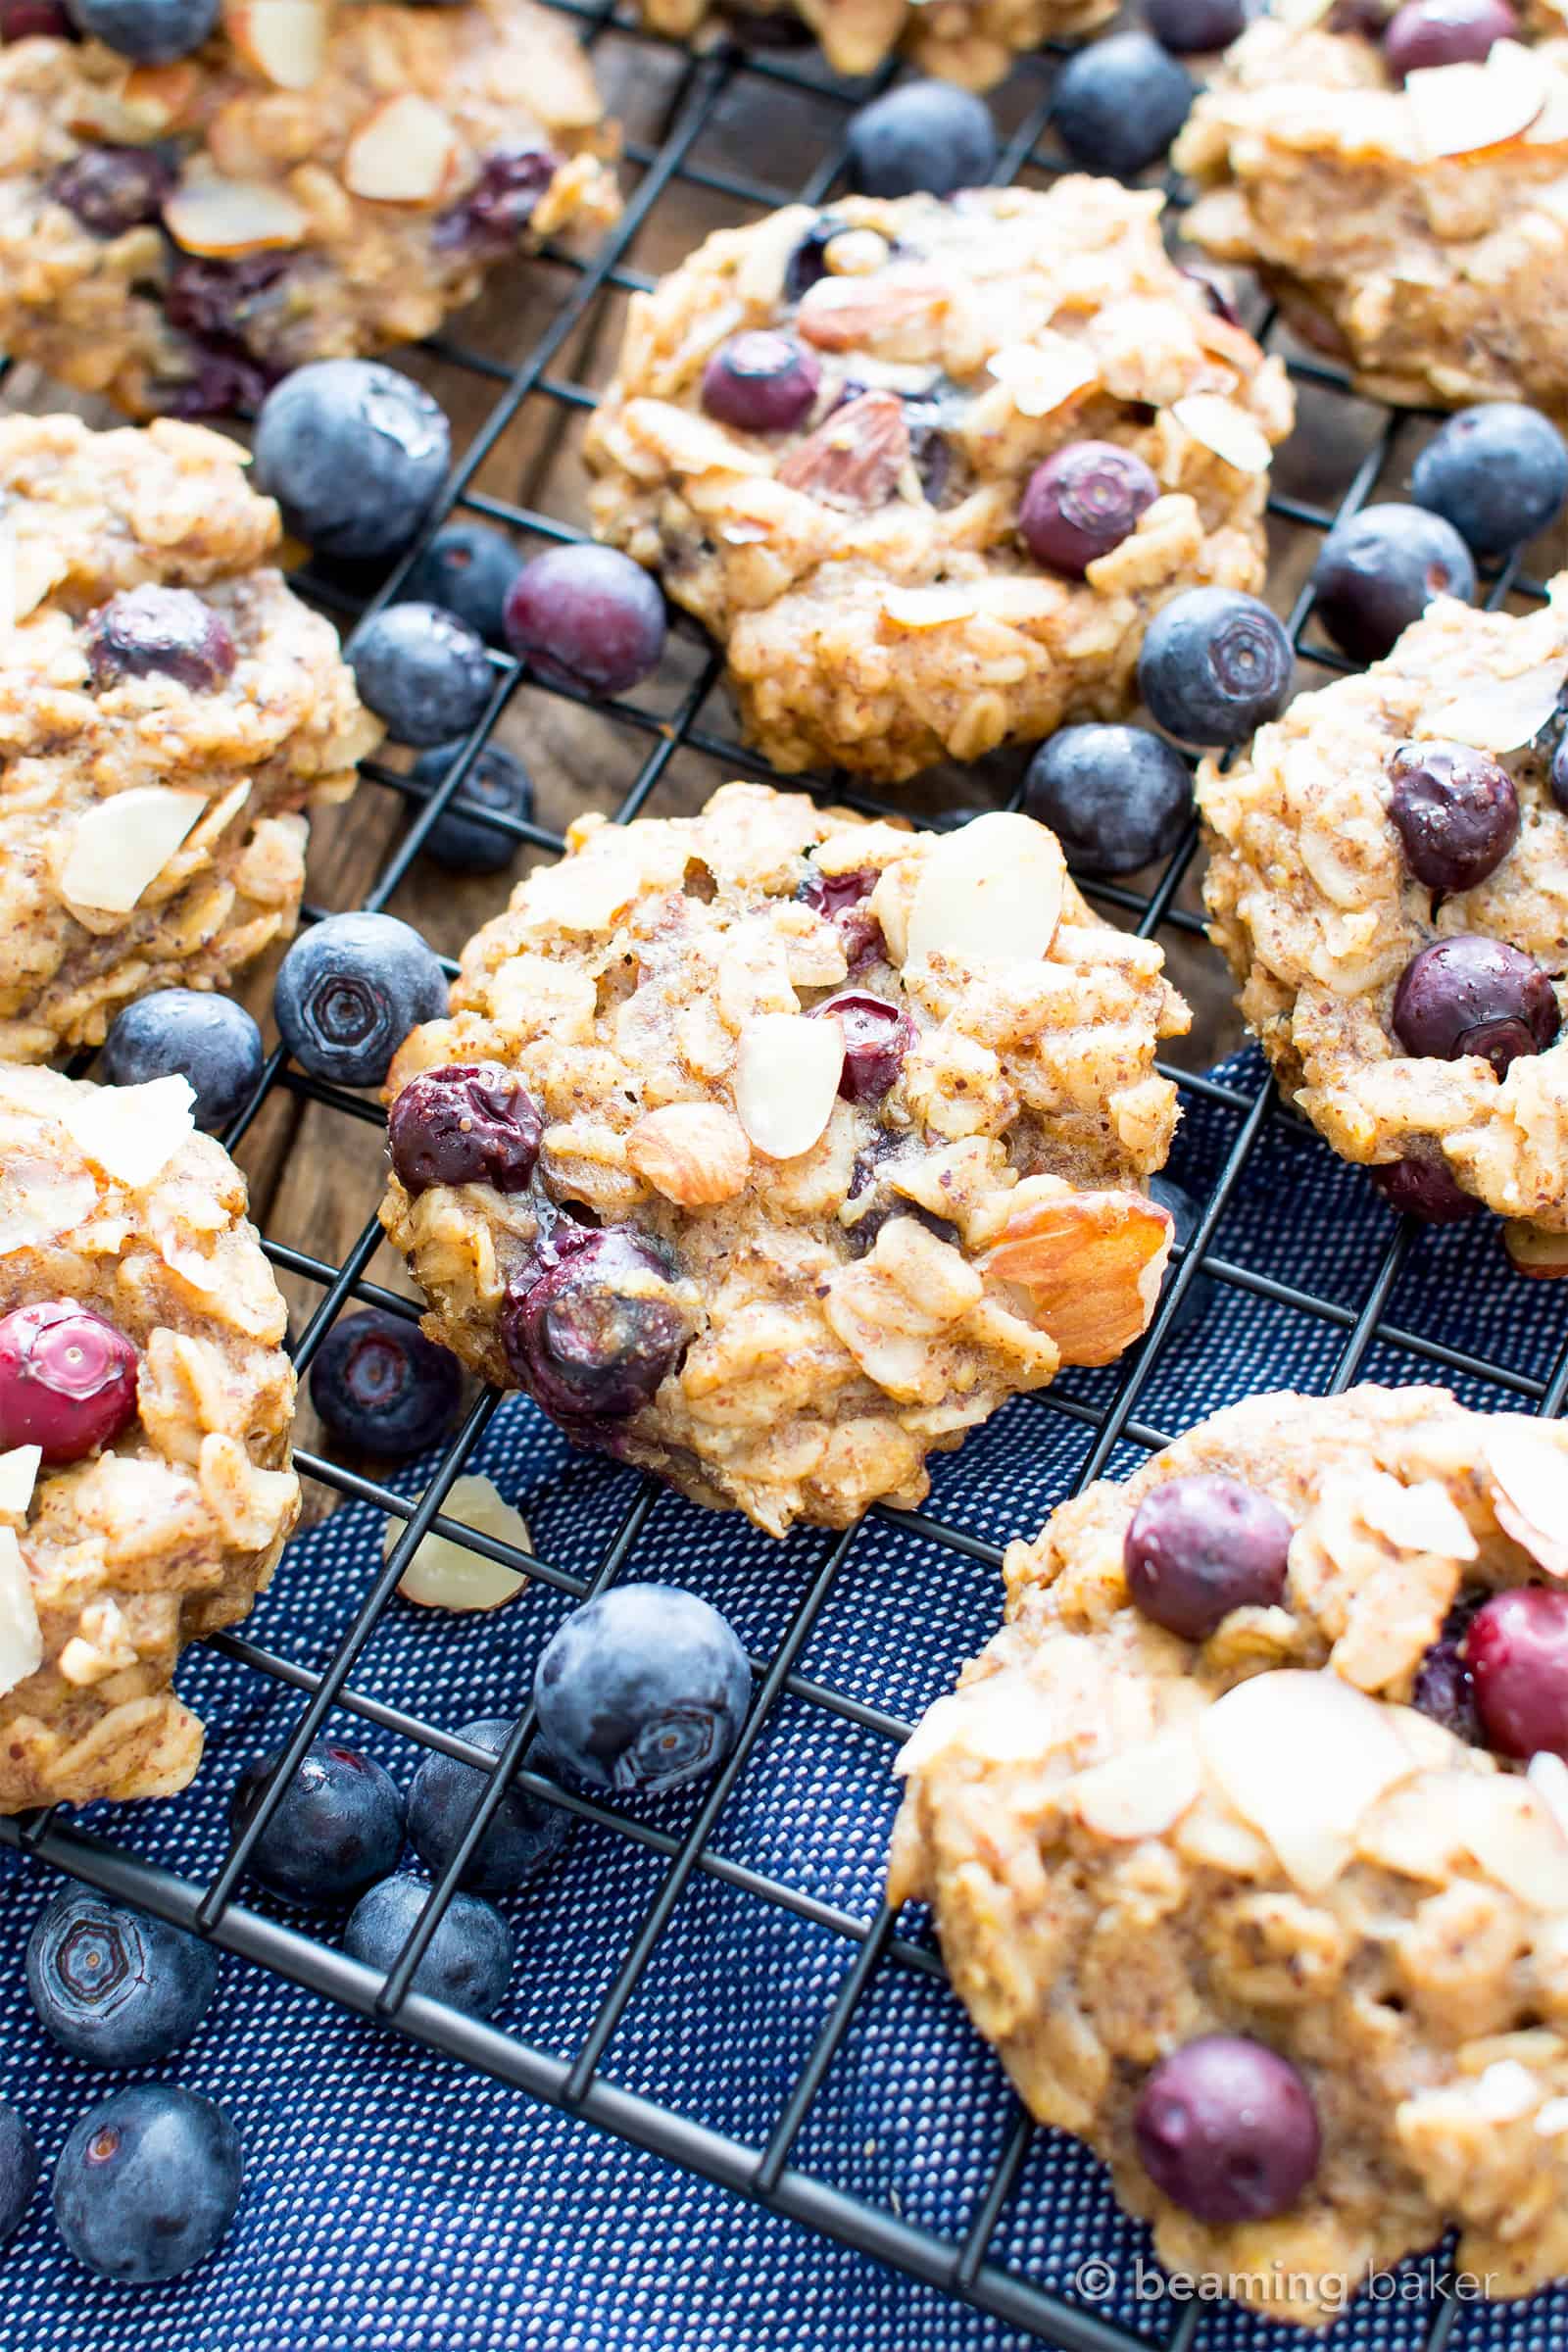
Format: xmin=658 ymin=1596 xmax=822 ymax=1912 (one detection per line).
xmin=626 ymin=1102 xmax=751 ymax=1206
xmin=776 ymin=392 xmax=909 ymax=513
xmin=979 ymin=1190 xmax=1172 ymax=1366
xmin=795 ymin=270 xmax=949 ymax=354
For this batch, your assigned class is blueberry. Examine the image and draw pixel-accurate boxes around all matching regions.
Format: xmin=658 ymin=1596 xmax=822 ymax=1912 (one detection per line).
xmin=403 ymin=522 xmax=522 ymax=647
xmin=1134 ymin=2037 xmax=1319 ymax=2223
xmin=67 ymin=0 xmax=217 ymax=60
xmin=534 ymin=1583 xmax=752 ymax=1794
xmin=309 ymin=1309 xmax=462 ymax=1459
xmin=228 ymin=1739 xmax=406 ymax=1902
xmin=273 ymin=910 xmax=447 ymax=1088
xmin=408 ymin=1717 xmax=571 ymax=1892
xmin=1387 ymin=741 xmax=1519 ymax=893
xmin=1367 ymin=1151 xmax=1480 ymax=1223
xmin=782 ymin=215 xmax=849 ymax=305
xmin=1311 ymin=502 xmax=1475 ymax=662
xmin=1409 ymin=402 xmax=1568 ymax=556
xmin=1051 ymin=31 xmax=1195 ymax=175
xmin=1391 ymin=935 xmax=1559 ymax=1075
xmin=48 ymin=144 xmax=172 ymax=237
xmin=386 ymin=1061 xmax=543 ymax=1197
xmin=845 ymin=80 xmax=998 ymax=198
xmin=434 ymin=145 xmax=560 ymax=255
xmin=86 ymin=584 xmax=235 ymax=692
xmin=799 ymin=862 xmax=883 ymax=965
xmin=701 ymin=332 xmax=821 ymax=434
xmin=409 ymin=742 xmax=533 ymax=874
xmin=252 ymin=360 xmax=450 ymax=563
xmin=347 ymin=602 xmax=492 ymax=749
xmin=1124 ymin=1473 xmax=1292 ymax=1640
xmin=345 ymin=1873 xmax=514 ymax=2019
xmin=1 ymin=0 xmax=75 ymax=31
xmin=1138 ymin=588 xmax=1293 ymax=745
xmin=1465 ymin=1587 xmax=1568 ymax=1759
xmin=1022 ymin=723 xmax=1191 ymax=874
xmin=1553 ymin=735 xmax=1568 ymax=815
xmin=502 ymin=545 xmax=666 ymax=699
xmin=1382 ymin=0 xmax=1517 ymax=77
xmin=54 ymin=2084 xmax=241 ymax=2282
xmin=0 ymin=1301 xmax=138 ymax=1465
xmin=25 ymin=1887 xmax=218 ymax=2068
xmin=501 ymin=1226 xmax=690 ymax=1425
xmin=1019 ymin=441 xmax=1160 ymax=577
xmin=1148 ymin=1173 xmax=1216 ymax=1337
xmin=0 ymin=2100 xmax=37 ymax=2246
xmin=1145 ymin=0 xmax=1250 ymax=50
xmin=1411 ymin=1590 xmax=1486 ymax=1741
xmin=102 ymin=990 xmax=264 ymax=1132
xmin=814 ymin=991 xmax=912 ymax=1103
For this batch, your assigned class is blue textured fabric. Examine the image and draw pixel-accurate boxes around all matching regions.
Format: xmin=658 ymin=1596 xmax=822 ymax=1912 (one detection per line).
xmin=4 ymin=1046 xmax=1568 ymax=2352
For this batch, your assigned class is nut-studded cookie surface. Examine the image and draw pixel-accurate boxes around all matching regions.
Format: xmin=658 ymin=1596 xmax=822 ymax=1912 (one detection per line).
xmin=0 ymin=412 xmax=379 ymax=1061
xmin=0 ymin=1063 xmax=298 ymax=1812
xmin=891 ymin=1384 xmax=1568 ymax=2327
xmin=379 ymin=783 xmax=1191 ymax=1537
xmin=1198 ymin=582 xmax=1568 ymax=1247
xmin=635 ymin=0 xmax=1111 ymax=92
xmin=584 ymin=183 xmax=1291 ymax=783
xmin=0 ymin=0 xmax=619 ymax=417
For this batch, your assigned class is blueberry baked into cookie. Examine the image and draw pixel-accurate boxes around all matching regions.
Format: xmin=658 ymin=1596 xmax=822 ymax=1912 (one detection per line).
xmin=0 ymin=0 xmax=619 ymax=416
xmin=891 ymin=1384 xmax=1568 ymax=2326
xmin=633 ymin=0 xmax=1111 ymax=91
xmin=0 ymin=1063 xmax=298 ymax=1810
xmin=1198 ymin=582 xmax=1568 ymax=1258
xmin=0 ymin=411 xmax=379 ymax=1061
xmin=584 ymin=182 xmax=1292 ymax=783
xmin=379 ymin=783 xmax=1191 ymax=1536
xmin=1176 ymin=0 xmax=1568 ymax=417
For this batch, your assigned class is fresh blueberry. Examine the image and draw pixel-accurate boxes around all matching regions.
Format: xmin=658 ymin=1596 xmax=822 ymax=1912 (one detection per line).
xmin=309 ymin=1309 xmax=462 ymax=1459
xmin=1411 ymin=1590 xmax=1486 ymax=1741
xmin=701 ymin=332 xmax=821 ymax=434
xmin=102 ymin=990 xmax=264 ymax=1132
xmin=54 ymin=2084 xmax=241 ymax=2282
xmin=67 ymin=0 xmax=217 ymax=60
xmin=1386 ymin=741 xmax=1519 ymax=893
xmin=345 ymin=1873 xmax=514 ymax=2019
xmin=501 ymin=1227 xmax=690 ymax=1426
xmin=1 ymin=0 xmax=75 ymax=31
xmin=1138 ymin=588 xmax=1293 ymax=745
xmin=408 ymin=1717 xmax=571 ymax=1892
xmin=273 ymin=910 xmax=447 ymax=1088
xmin=347 ymin=602 xmax=492 ymax=749
xmin=1148 ymin=1173 xmax=1216 ymax=1337
xmin=1124 ymin=1473 xmax=1292 ymax=1640
xmin=1465 ymin=1586 xmax=1568 ymax=1759
xmin=0 ymin=1301 xmax=138 ymax=1465
xmin=1391 ymin=936 xmax=1560 ymax=1075
xmin=48 ymin=144 xmax=172 ymax=236
xmin=162 ymin=254 xmax=285 ymax=414
xmin=814 ymin=991 xmax=913 ymax=1103
xmin=1145 ymin=0 xmax=1250 ymax=50
xmin=845 ymin=80 xmax=998 ymax=198
xmin=409 ymin=743 xmax=533 ymax=874
xmin=1019 ymin=442 xmax=1159 ymax=577
xmin=25 ymin=1887 xmax=218 ymax=2068
xmin=386 ymin=1062 xmax=543 ymax=1197
xmin=1052 ymin=31 xmax=1195 ymax=175
xmin=403 ymin=522 xmax=522 ymax=647
xmin=0 ymin=2100 xmax=37 ymax=2246
xmin=782 ymin=215 xmax=848 ymax=304
xmin=1553 ymin=735 xmax=1568 ymax=816
xmin=1382 ymin=0 xmax=1517 ymax=77
xmin=1135 ymin=2036 xmax=1319 ymax=2223
xmin=252 ymin=360 xmax=450 ymax=563
xmin=534 ymin=1583 xmax=752 ymax=1794
xmin=1023 ymin=723 xmax=1191 ymax=874
xmin=1311 ymin=502 xmax=1475 ymax=662
xmin=1409 ymin=402 xmax=1568 ymax=556
xmin=86 ymin=585 xmax=235 ymax=692
xmin=434 ymin=145 xmax=561 ymax=255
xmin=502 ymin=545 xmax=666 ymax=699
xmin=228 ymin=1739 xmax=406 ymax=1902
xmin=1367 ymin=1151 xmax=1480 ymax=1222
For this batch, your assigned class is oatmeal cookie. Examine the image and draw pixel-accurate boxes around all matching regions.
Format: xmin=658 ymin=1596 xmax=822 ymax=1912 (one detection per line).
xmin=378 ymin=782 xmax=1191 ymax=1537
xmin=0 ymin=0 xmax=619 ymax=417
xmin=0 ymin=1062 xmax=298 ymax=1811
xmin=635 ymin=0 xmax=1112 ymax=90
xmin=0 ymin=410 xmax=380 ymax=1062
xmin=891 ymin=1383 xmax=1568 ymax=2327
xmin=1176 ymin=6 xmax=1568 ymax=416
xmin=1198 ymin=581 xmax=1568 ymax=1242
xmin=584 ymin=182 xmax=1292 ymax=783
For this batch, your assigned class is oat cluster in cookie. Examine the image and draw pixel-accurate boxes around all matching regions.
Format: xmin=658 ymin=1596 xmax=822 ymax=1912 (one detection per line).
xmin=1198 ymin=581 xmax=1568 ymax=1239
xmin=1176 ymin=3 xmax=1568 ymax=417
xmin=891 ymin=1384 xmax=1568 ymax=2328
xmin=634 ymin=0 xmax=1112 ymax=91
xmin=0 ymin=0 xmax=619 ymax=417
xmin=0 ymin=1063 xmax=298 ymax=1812
xmin=584 ymin=182 xmax=1292 ymax=783
xmin=0 ymin=412 xmax=380 ymax=1062
xmin=379 ymin=782 xmax=1191 ymax=1537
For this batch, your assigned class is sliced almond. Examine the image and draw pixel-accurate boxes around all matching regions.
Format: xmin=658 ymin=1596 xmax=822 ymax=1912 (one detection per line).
xmin=0 ymin=1527 xmax=40 ymax=1699
xmin=62 ymin=787 xmax=209 ymax=916
xmin=0 ymin=1446 xmax=39 ymax=1518
xmin=1422 ymin=662 xmax=1564 ymax=755
xmin=986 ymin=335 xmax=1099 ymax=419
xmin=1529 ymin=1749 xmax=1568 ymax=1846
xmin=906 ymin=811 xmax=1065 ymax=967
xmin=60 ymin=1075 xmax=196 ymax=1192
xmin=979 ymin=1188 xmax=1171 ymax=1366
xmin=343 ymin=94 xmax=464 ymax=206
xmin=894 ymin=1690 xmax=970 ymax=1777
xmin=1066 ymin=1726 xmax=1201 ymax=1841
xmin=733 ymin=1012 xmax=844 ymax=1161
xmin=1405 ymin=40 xmax=1546 ymax=162
xmin=521 ymin=848 xmax=641 ymax=933
xmin=775 ymin=392 xmax=909 ymax=512
xmin=1358 ymin=1475 xmax=1478 ymax=1561
xmin=225 ymin=0 xmax=324 ymax=86
xmin=1487 ymin=1418 xmax=1568 ymax=1578
xmin=1453 ymin=1772 xmax=1568 ymax=1909
xmin=795 ymin=270 xmax=949 ymax=355
xmin=1170 ymin=393 xmax=1273 ymax=476
xmin=1504 ymin=1220 xmax=1568 ymax=1278
xmin=625 ymin=1102 xmax=750 ymax=1206
xmin=882 ymin=585 xmax=974 ymax=629
xmin=387 ymin=1473 xmax=530 ymax=1612
xmin=1198 ymin=1669 xmax=1416 ymax=1894
xmin=1472 ymin=2058 xmax=1540 ymax=2121
xmin=164 ymin=173 xmax=310 ymax=258
xmin=122 ymin=61 xmax=201 ymax=130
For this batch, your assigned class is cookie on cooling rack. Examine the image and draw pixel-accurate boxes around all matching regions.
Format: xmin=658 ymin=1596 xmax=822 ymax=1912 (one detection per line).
xmin=0 ymin=1063 xmax=298 ymax=1811
xmin=378 ymin=782 xmax=1191 ymax=1537
xmin=584 ymin=182 xmax=1292 ymax=783
xmin=891 ymin=1382 xmax=1568 ymax=2327
xmin=1198 ymin=581 xmax=1568 ymax=1255
xmin=0 ymin=0 xmax=619 ymax=418
xmin=635 ymin=0 xmax=1110 ymax=90
xmin=1176 ymin=3 xmax=1568 ymax=416
xmin=0 ymin=411 xmax=380 ymax=1061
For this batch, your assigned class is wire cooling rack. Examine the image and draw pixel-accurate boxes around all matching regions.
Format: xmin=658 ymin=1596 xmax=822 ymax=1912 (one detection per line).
xmin=3 ymin=11 xmax=1568 ymax=2346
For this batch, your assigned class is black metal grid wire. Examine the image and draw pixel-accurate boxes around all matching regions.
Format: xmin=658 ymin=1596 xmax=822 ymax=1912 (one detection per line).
xmin=3 ymin=11 xmax=1567 ymax=2344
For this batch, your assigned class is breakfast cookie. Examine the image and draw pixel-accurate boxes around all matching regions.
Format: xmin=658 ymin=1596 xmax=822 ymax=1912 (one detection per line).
xmin=1198 ymin=581 xmax=1568 ymax=1250
xmin=378 ymin=782 xmax=1191 ymax=1537
xmin=1175 ymin=5 xmax=1568 ymax=416
xmin=0 ymin=410 xmax=380 ymax=1062
xmin=0 ymin=1062 xmax=298 ymax=1811
xmin=635 ymin=0 xmax=1111 ymax=90
xmin=891 ymin=1383 xmax=1568 ymax=2327
xmin=584 ymin=181 xmax=1291 ymax=783
xmin=0 ymin=0 xmax=619 ymax=417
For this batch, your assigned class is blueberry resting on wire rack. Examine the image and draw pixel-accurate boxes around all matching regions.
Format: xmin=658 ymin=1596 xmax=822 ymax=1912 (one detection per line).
xmin=1144 ymin=0 xmax=1250 ymax=54
xmin=252 ymin=359 xmax=451 ymax=563
xmin=53 ymin=2084 xmax=242 ymax=2283
xmin=1309 ymin=503 xmax=1475 ymax=663
xmin=1123 ymin=1473 xmax=1293 ymax=1640
xmin=273 ymin=911 xmax=447 ymax=1088
xmin=309 ymin=1308 xmax=463 ymax=1459
xmin=404 ymin=521 xmax=524 ymax=647
xmin=0 ymin=2101 xmax=36 ymax=2244
xmin=228 ymin=1740 xmax=406 ymax=1902
xmin=1137 ymin=588 xmax=1293 ymax=745
xmin=1051 ymin=31 xmax=1196 ymax=176
xmin=66 ymin=0 xmax=218 ymax=61
xmin=1409 ymin=401 xmax=1568 ymax=556
xmin=1147 ymin=1173 xmax=1217 ymax=1334
xmin=1022 ymin=723 xmax=1192 ymax=875
xmin=1134 ymin=2036 xmax=1320 ymax=2223
xmin=1464 ymin=1588 xmax=1568 ymax=1759
xmin=26 ymin=1887 xmax=218 ymax=2069
xmin=345 ymin=1874 xmax=514 ymax=2019
xmin=408 ymin=1717 xmax=572 ymax=1893
xmin=534 ymin=1584 xmax=752 ymax=1795
xmin=844 ymin=81 xmax=999 ymax=199
xmin=102 ymin=989 xmax=264 ymax=1132
xmin=408 ymin=742 xmax=534 ymax=874
xmin=502 ymin=544 xmax=666 ymax=697
xmin=346 ymin=603 xmax=492 ymax=749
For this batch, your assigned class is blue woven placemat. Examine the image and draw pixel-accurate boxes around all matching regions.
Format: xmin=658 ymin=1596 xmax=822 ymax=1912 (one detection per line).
xmin=4 ymin=1046 xmax=1568 ymax=2352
